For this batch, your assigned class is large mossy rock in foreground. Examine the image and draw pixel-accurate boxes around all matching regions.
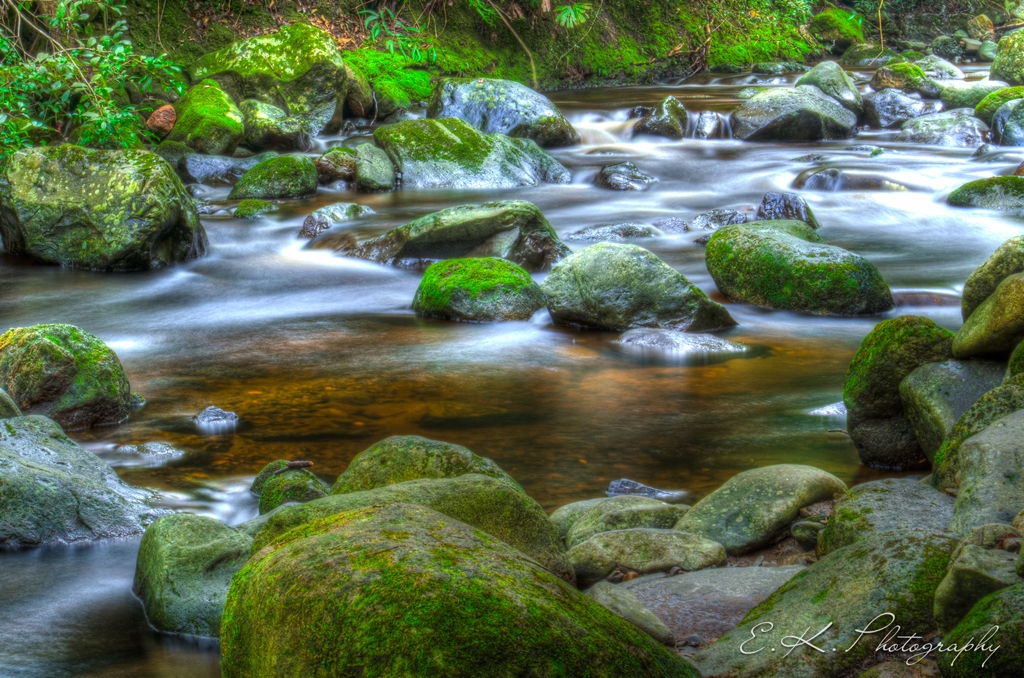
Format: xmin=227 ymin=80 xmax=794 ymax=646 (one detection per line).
xmin=373 ymin=118 xmax=570 ymax=189
xmin=166 ymin=79 xmax=244 ymax=156
xmin=694 ymin=529 xmax=959 ymax=678
xmin=345 ymin=200 xmax=569 ymax=272
xmin=427 ymin=78 xmax=580 ymax=147
xmin=190 ymin=23 xmax=348 ymax=134
xmin=412 ymin=258 xmax=547 ymax=322
xmin=815 ymin=478 xmax=954 ymax=556
xmin=938 ymin=583 xmax=1024 ymax=677
xmin=542 ymin=243 xmax=736 ymax=332
xmin=227 ymin=155 xmax=317 ymax=200
xmin=222 ymin=504 xmax=698 ymax=678
xmin=843 ymin=315 xmax=955 ymax=470
xmin=331 ymin=434 xmax=522 ymax=495
xmin=254 ymin=474 xmax=570 ymax=581
xmin=705 ymin=221 xmax=894 ymax=316
xmin=948 ymin=176 xmax=1024 ymax=210
xmin=674 ymin=464 xmax=847 ymax=555
xmin=133 ymin=513 xmax=251 ymax=637
xmin=731 ymin=85 xmax=858 ymax=141
xmin=961 ymin=235 xmax=1024 ymax=320
xmin=0 ymin=146 xmax=207 ymax=271
xmin=0 ymin=415 xmax=158 ymax=546
xmin=0 ymin=324 xmax=131 ymax=430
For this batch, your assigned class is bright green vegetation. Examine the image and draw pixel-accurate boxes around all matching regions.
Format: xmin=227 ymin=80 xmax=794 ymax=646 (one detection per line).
xmin=257 ymin=468 xmax=330 ymax=514
xmin=412 ymin=258 xmax=547 ymax=322
xmin=344 ymin=48 xmax=433 ymax=110
xmin=808 ymin=7 xmax=865 ymax=48
xmin=0 ymin=324 xmax=132 ymax=430
xmin=166 ymin=79 xmax=243 ymax=155
xmin=228 ymin=155 xmax=318 ymax=200
xmin=948 ymin=176 xmax=1024 ymax=210
xmin=233 ymin=200 xmax=275 ymax=220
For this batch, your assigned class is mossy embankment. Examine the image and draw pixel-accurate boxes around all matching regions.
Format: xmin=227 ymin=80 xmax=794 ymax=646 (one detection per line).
xmin=121 ymin=0 xmax=814 ymax=92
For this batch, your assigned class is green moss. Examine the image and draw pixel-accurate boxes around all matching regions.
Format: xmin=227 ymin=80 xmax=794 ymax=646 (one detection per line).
xmin=167 ymin=79 xmax=243 ymax=155
xmin=977 ymin=87 xmax=1024 ymax=124
xmin=343 ymin=48 xmax=433 ymax=110
xmin=948 ymin=176 xmax=1024 ymax=210
xmin=901 ymin=50 xmax=925 ymax=60
xmin=257 ymin=469 xmax=330 ymax=514
xmin=412 ymin=258 xmax=546 ymax=322
xmin=227 ymin=155 xmax=317 ymax=200
xmin=233 ymin=199 xmax=275 ymax=220
xmin=809 ymin=8 xmax=865 ymax=47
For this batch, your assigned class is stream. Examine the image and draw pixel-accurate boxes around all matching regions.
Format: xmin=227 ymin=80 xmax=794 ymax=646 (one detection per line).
xmin=2 ymin=66 xmax=1022 ymax=676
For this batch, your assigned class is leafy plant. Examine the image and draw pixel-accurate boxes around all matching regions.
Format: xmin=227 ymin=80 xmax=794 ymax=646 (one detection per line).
xmin=0 ymin=0 xmax=182 ymax=156
xmin=359 ymin=6 xmax=437 ymax=63
xmin=555 ymin=3 xmax=591 ymax=29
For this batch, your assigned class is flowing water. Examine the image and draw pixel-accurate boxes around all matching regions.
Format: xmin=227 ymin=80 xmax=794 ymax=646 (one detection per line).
xmin=2 ymin=66 xmax=1022 ymax=676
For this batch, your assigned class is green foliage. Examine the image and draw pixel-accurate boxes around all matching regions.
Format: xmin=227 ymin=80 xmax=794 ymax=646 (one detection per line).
xmin=555 ymin=3 xmax=591 ymax=29
xmin=344 ymin=47 xmax=433 ymax=108
xmin=0 ymin=0 xmax=181 ymax=156
xmin=360 ymin=5 xmax=436 ymax=63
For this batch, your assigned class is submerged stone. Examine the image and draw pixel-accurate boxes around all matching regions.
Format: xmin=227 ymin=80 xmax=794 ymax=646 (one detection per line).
xmin=299 ymin=202 xmax=375 ymax=239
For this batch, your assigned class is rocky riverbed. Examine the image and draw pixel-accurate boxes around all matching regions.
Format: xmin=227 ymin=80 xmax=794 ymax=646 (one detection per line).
xmin=5 ymin=14 xmax=1024 ymax=678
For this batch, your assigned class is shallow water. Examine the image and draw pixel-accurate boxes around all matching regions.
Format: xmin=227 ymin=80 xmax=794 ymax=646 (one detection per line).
xmin=2 ymin=66 xmax=1022 ymax=675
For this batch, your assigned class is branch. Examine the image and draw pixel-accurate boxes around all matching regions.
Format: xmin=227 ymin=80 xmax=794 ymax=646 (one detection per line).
xmin=487 ymin=0 xmax=537 ymax=89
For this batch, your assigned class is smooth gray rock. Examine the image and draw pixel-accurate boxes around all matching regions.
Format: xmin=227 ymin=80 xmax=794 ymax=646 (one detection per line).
xmin=621 ymin=565 xmax=805 ymax=646
xmin=594 ymin=162 xmax=658 ymax=191
xmin=586 ymin=581 xmax=675 ymax=645
xmin=550 ymin=498 xmax=612 ymax=541
xmin=566 ymin=496 xmax=690 ymax=549
xmin=933 ymin=541 xmax=1021 ymax=633
xmin=899 ymin=360 xmax=1006 ymax=460
xmin=864 ymin=89 xmax=928 ymax=129
xmin=951 ymin=408 xmax=1024 ymax=534
xmin=896 ymin=108 xmax=989 ymax=147
xmin=606 ymin=478 xmax=690 ymax=504
xmin=795 ymin=61 xmax=863 ymax=113
xmin=732 ymin=85 xmax=858 ymax=141
xmin=754 ymin=191 xmax=820 ymax=229
xmin=354 ymin=144 xmax=395 ymax=192
xmin=674 ymin=464 xmax=847 ymax=556
xmin=567 ymin=528 xmax=727 ymax=586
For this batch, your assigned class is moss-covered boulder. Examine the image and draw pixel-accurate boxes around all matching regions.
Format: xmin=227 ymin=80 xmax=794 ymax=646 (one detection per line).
xmin=238 ymin=99 xmax=310 ymax=152
xmin=863 ymin=88 xmax=927 ymax=128
xmin=694 ymin=529 xmax=959 ymax=678
xmin=940 ymin=583 xmax=1024 ymax=676
xmin=962 ymin=235 xmax=1024 ymax=320
xmin=565 ymin=496 xmax=689 ymax=550
xmin=550 ymin=497 xmax=612 ymax=541
xmin=567 ymin=528 xmax=726 ymax=586
xmin=257 ymin=467 xmax=329 ymax=514
xmin=674 ymin=464 xmax=846 ymax=556
xmin=299 ymin=202 xmax=374 ymax=239
xmin=133 ymin=513 xmax=251 ymax=637
xmin=870 ymin=62 xmax=933 ymax=95
xmin=346 ymin=200 xmax=569 ymax=272
xmin=0 ymin=389 xmax=21 ymax=419
xmin=0 ymin=324 xmax=131 ymax=430
xmin=992 ymin=30 xmax=1024 ymax=86
xmin=916 ymin=54 xmax=965 ymax=80
xmin=0 ymin=415 xmax=159 ymax=546
xmin=332 ymin=434 xmax=521 ymax=495
xmin=412 ymin=257 xmax=546 ymax=322
xmin=190 ymin=23 xmax=348 ymax=135
xmin=427 ymin=78 xmax=580 ymax=147
xmin=732 ymin=86 xmax=858 ymax=141
xmin=178 ymin=151 xmax=277 ymax=186
xmin=705 ymin=221 xmax=893 ymax=316
xmin=950 ymin=408 xmax=1024 ymax=534
xmin=373 ymin=118 xmax=569 ymax=189
xmin=632 ymin=96 xmax=689 ymax=139
xmin=895 ymin=109 xmax=989 ymax=147
xmin=0 ymin=146 xmax=207 ymax=271
xmin=899 ymin=360 xmax=1005 ymax=460
xmin=975 ymin=86 xmax=1024 ymax=124
xmin=816 ymin=478 xmax=954 ymax=556
xmin=252 ymin=475 xmax=571 ymax=582
xmin=933 ymin=541 xmax=1021 ymax=634
xmin=796 ymin=60 xmax=862 ymax=113
xmin=353 ymin=143 xmax=396 ymax=192
xmin=933 ymin=378 xmax=1024 ymax=491
xmin=342 ymin=61 xmax=374 ymax=117
xmin=222 ymin=504 xmax=697 ymax=678
xmin=843 ymin=315 xmax=955 ymax=469
xmin=809 ymin=8 xmax=864 ymax=51
xmin=948 ymin=176 xmax=1024 ymax=209
xmin=542 ymin=243 xmax=735 ymax=332
xmin=953 ymin=272 xmax=1024 ymax=358
xmin=226 ymin=155 xmax=317 ymax=200
xmin=315 ymin=146 xmax=356 ymax=184
xmin=839 ymin=42 xmax=899 ymax=66
xmin=939 ymin=81 xmax=1008 ymax=110
xmin=233 ymin=199 xmax=275 ymax=220
xmin=166 ymin=79 xmax=244 ymax=155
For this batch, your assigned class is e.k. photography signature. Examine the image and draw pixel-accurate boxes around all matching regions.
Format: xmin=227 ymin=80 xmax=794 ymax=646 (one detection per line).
xmin=738 ymin=613 xmax=1001 ymax=668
